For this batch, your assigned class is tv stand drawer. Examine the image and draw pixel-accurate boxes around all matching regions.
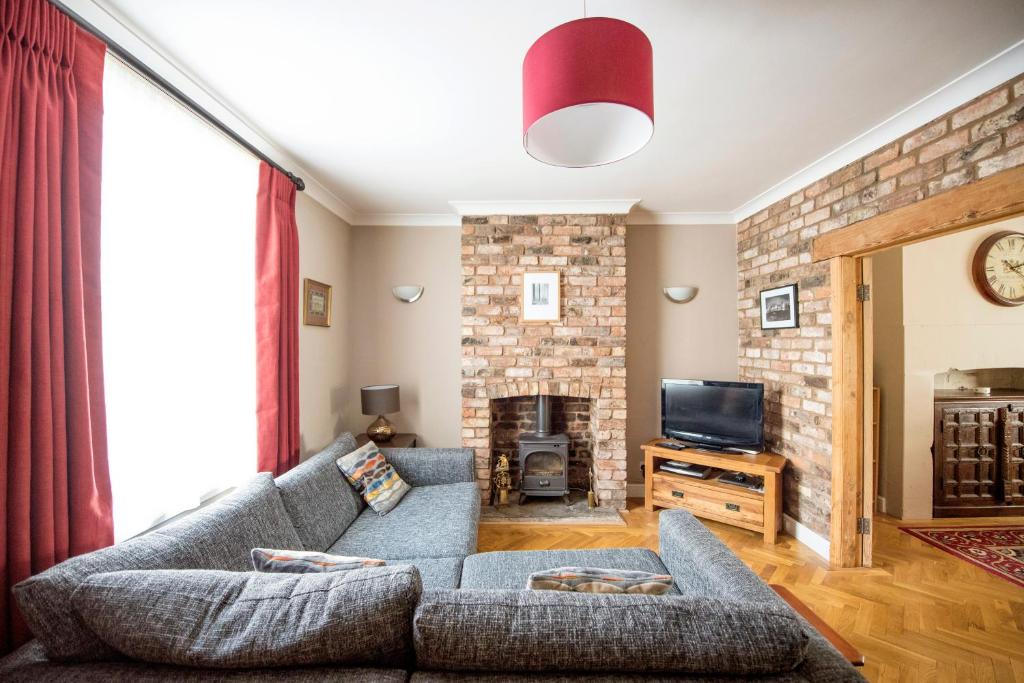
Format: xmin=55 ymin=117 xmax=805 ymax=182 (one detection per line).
xmin=652 ymin=474 xmax=764 ymax=528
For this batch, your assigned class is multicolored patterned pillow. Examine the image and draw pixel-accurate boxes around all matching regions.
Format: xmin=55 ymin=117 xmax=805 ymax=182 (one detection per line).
xmin=335 ymin=441 xmax=411 ymax=515
xmin=527 ymin=567 xmax=674 ymax=595
xmin=251 ymin=548 xmax=386 ymax=574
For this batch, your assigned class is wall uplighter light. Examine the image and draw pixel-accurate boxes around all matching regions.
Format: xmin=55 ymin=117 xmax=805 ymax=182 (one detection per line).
xmin=663 ymin=286 xmax=698 ymax=303
xmin=392 ymin=285 xmax=424 ymax=303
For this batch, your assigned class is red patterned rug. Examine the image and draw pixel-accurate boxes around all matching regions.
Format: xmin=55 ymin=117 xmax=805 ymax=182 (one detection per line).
xmin=900 ymin=526 xmax=1024 ymax=589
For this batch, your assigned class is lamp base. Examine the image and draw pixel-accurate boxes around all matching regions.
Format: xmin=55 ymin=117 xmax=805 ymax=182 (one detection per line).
xmin=366 ymin=415 xmax=396 ymax=443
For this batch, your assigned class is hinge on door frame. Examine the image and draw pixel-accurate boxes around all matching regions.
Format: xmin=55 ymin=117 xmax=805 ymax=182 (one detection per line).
xmin=856 ymin=284 xmax=871 ymax=302
xmin=857 ymin=517 xmax=871 ymax=534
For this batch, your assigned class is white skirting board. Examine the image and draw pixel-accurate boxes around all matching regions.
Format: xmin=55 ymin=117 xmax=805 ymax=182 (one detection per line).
xmin=629 ymin=483 xmax=831 ymax=562
xmin=783 ymin=514 xmax=830 ymax=562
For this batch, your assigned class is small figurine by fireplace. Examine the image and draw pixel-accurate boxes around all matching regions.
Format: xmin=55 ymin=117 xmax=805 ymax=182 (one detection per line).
xmin=518 ymin=395 xmax=570 ymax=504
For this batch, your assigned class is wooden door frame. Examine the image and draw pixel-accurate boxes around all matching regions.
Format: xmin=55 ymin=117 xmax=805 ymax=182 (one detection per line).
xmin=812 ymin=165 xmax=1024 ymax=568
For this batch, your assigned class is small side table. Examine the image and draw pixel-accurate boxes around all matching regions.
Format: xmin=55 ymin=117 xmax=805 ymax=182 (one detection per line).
xmin=357 ymin=433 xmax=418 ymax=448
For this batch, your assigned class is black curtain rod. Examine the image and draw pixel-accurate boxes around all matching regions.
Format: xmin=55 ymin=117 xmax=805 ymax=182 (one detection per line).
xmin=51 ymin=0 xmax=306 ymax=191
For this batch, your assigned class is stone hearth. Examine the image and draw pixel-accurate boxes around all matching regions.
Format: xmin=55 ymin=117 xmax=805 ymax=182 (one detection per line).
xmin=461 ymin=214 xmax=627 ymax=508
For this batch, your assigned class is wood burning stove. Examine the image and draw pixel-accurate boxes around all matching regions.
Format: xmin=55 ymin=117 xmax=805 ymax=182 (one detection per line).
xmin=518 ymin=395 xmax=570 ymax=503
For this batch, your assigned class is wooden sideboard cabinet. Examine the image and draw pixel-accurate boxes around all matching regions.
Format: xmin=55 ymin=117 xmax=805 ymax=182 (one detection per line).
xmin=933 ymin=390 xmax=1024 ymax=518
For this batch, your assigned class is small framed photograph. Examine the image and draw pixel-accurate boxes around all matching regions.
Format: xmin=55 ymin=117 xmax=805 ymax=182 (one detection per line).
xmin=759 ymin=283 xmax=799 ymax=329
xmin=521 ymin=271 xmax=560 ymax=323
xmin=303 ymin=278 xmax=332 ymax=327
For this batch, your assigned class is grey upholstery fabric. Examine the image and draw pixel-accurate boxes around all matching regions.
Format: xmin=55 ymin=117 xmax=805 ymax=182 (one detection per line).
xmin=411 ymin=673 xmax=812 ymax=682
xmin=392 ymin=557 xmax=464 ymax=589
xmin=461 ymin=548 xmax=678 ymax=593
xmin=657 ymin=511 xmax=864 ymax=681
xmin=12 ymin=530 xmax=196 ymax=661
xmin=274 ymin=432 xmax=364 ymax=551
xmin=328 ymin=482 xmax=480 ymax=560
xmin=73 ymin=567 xmax=421 ymax=669
xmin=379 ymin=448 xmax=476 ymax=487
xmin=413 ymin=589 xmax=809 ymax=675
xmin=154 ymin=473 xmax=303 ymax=571
xmin=0 ymin=641 xmax=409 ymax=683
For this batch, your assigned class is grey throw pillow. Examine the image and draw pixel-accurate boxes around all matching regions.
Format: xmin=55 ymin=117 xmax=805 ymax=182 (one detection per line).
xmin=73 ymin=566 xmax=421 ymax=668
xmin=414 ymin=589 xmax=809 ymax=675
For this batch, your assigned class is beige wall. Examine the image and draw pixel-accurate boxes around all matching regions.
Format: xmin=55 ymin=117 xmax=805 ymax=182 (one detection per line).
xmin=871 ymin=215 xmax=1024 ymax=518
xmin=625 ymin=225 xmax=739 ymax=486
xmin=296 ymin=193 xmax=353 ymax=457
xmin=346 ymin=226 xmax=462 ymax=447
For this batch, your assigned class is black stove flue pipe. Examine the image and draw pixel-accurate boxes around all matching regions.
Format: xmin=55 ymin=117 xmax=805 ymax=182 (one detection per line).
xmin=536 ymin=394 xmax=551 ymax=437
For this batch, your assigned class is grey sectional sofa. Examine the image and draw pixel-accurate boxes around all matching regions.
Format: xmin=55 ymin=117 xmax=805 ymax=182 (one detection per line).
xmin=2 ymin=432 xmax=864 ymax=681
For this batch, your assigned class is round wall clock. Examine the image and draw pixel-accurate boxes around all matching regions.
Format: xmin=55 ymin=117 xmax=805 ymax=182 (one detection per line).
xmin=972 ymin=230 xmax=1024 ymax=306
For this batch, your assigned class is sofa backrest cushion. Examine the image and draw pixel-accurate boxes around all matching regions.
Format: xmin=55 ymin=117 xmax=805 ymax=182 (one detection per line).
xmin=275 ymin=432 xmax=365 ymax=551
xmin=73 ymin=566 xmax=421 ymax=669
xmin=12 ymin=530 xmax=195 ymax=661
xmin=413 ymin=589 xmax=809 ymax=676
xmin=153 ymin=472 xmax=303 ymax=570
xmin=13 ymin=473 xmax=301 ymax=661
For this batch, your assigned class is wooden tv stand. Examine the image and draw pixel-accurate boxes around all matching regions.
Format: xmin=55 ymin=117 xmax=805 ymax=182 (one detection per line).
xmin=642 ymin=439 xmax=786 ymax=544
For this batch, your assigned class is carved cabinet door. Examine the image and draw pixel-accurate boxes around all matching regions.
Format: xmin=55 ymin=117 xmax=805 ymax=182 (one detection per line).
xmin=935 ymin=405 xmax=999 ymax=506
xmin=1000 ymin=404 xmax=1024 ymax=505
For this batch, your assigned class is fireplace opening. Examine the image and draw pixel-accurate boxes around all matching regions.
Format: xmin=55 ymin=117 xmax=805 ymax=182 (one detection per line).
xmin=490 ymin=393 xmax=591 ymax=504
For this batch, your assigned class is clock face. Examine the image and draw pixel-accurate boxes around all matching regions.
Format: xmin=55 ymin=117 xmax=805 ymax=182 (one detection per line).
xmin=974 ymin=231 xmax=1024 ymax=306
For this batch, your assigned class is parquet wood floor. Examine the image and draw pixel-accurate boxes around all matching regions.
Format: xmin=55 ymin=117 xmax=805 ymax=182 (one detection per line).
xmin=477 ymin=501 xmax=1024 ymax=682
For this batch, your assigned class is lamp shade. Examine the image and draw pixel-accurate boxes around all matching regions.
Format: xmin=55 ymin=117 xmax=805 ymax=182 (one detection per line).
xmin=361 ymin=384 xmax=400 ymax=416
xmin=523 ymin=17 xmax=653 ymax=167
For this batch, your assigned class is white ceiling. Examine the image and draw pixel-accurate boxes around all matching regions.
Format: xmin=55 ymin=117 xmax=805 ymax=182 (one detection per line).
xmin=95 ymin=0 xmax=1024 ymax=223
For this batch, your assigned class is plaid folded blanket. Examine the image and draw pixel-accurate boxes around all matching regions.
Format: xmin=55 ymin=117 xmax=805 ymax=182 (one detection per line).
xmin=527 ymin=566 xmax=673 ymax=595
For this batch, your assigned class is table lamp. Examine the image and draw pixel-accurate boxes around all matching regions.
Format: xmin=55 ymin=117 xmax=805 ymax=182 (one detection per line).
xmin=361 ymin=384 xmax=400 ymax=443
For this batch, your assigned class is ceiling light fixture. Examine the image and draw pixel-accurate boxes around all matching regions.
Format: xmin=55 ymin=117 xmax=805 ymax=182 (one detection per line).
xmin=522 ymin=3 xmax=653 ymax=167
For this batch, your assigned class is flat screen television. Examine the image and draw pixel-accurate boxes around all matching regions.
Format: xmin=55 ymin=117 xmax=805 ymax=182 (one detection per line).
xmin=661 ymin=379 xmax=764 ymax=451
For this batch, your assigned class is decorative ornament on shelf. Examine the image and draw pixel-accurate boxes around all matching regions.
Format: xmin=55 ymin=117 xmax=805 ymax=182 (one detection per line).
xmin=361 ymin=384 xmax=400 ymax=443
xmin=494 ymin=454 xmax=511 ymax=507
xmin=522 ymin=2 xmax=653 ymax=167
xmin=392 ymin=285 xmax=424 ymax=303
xmin=663 ymin=286 xmax=698 ymax=303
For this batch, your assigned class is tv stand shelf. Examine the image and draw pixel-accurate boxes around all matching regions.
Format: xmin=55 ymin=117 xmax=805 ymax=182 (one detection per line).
xmin=642 ymin=439 xmax=787 ymax=544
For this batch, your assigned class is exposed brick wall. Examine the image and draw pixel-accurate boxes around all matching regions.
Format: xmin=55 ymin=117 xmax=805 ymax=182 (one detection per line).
xmin=491 ymin=395 xmax=593 ymax=489
xmin=461 ymin=214 xmax=628 ymax=508
xmin=737 ymin=75 xmax=1024 ymax=537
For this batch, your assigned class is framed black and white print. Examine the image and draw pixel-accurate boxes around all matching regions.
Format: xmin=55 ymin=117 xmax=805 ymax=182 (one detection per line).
xmin=759 ymin=283 xmax=799 ymax=329
xmin=521 ymin=271 xmax=560 ymax=323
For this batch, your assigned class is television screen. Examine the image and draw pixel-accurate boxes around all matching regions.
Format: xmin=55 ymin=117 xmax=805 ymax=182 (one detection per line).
xmin=661 ymin=379 xmax=764 ymax=451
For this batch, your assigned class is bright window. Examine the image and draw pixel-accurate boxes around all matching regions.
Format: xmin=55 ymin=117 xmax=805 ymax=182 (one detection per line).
xmin=101 ymin=56 xmax=258 ymax=541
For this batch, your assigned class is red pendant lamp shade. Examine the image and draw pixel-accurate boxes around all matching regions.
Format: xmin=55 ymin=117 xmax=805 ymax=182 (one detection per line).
xmin=523 ymin=17 xmax=653 ymax=167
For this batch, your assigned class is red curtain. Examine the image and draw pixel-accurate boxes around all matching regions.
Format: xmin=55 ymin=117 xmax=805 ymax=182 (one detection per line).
xmin=0 ymin=0 xmax=114 ymax=653
xmin=255 ymin=162 xmax=300 ymax=476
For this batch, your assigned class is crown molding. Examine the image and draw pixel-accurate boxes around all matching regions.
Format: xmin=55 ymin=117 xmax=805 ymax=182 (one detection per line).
xmin=63 ymin=0 xmax=359 ymax=225
xmin=733 ymin=38 xmax=1024 ymax=222
xmin=628 ymin=210 xmax=735 ymax=226
xmin=352 ymin=213 xmax=461 ymax=227
xmin=449 ymin=199 xmax=641 ymax=216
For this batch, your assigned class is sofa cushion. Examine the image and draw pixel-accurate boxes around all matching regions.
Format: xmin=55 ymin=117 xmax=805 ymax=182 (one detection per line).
xmin=154 ymin=473 xmax=302 ymax=571
xmin=391 ymin=557 xmax=464 ymax=590
xmin=12 ymin=531 xmax=195 ymax=662
xmin=337 ymin=441 xmax=411 ymax=516
xmin=251 ymin=548 xmax=385 ymax=574
xmin=328 ymin=482 xmax=479 ymax=560
xmin=413 ymin=589 xmax=809 ymax=675
xmin=275 ymin=432 xmax=364 ymax=551
xmin=73 ymin=567 xmax=421 ymax=669
xmin=0 ymin=641 xmax=411 ymax=683
xmin=461 ymin=549 xmax=678 ymax=593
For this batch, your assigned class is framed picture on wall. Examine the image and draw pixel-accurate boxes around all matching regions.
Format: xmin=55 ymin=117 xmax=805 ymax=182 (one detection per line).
xmin=303 ymin=278 xmax=332 ymax=327
xmin=759 ymin=283 xmax=799 ymax=329
xmin=521 ymin=271 xmax=560 ymax=323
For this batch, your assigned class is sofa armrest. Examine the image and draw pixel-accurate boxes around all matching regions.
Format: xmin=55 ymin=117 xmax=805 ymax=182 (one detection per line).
xmin=380 ymin=447 xmax=475 ymax=487
xmin=658 ymin=509 xmax=778 ymax=603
